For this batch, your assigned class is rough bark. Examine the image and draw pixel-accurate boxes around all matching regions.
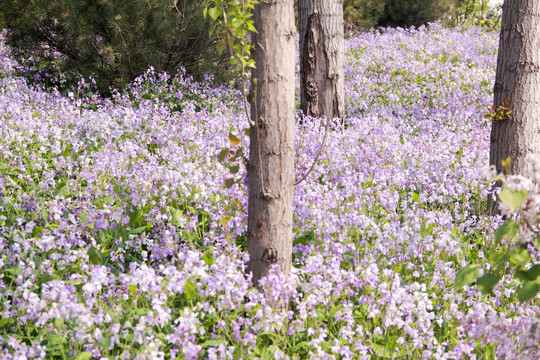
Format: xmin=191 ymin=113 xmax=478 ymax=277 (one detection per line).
xmin=248 ymin=0 xmax=295 ymax=287
xmin=490 ymin=0 xmax=540 ymax=175
xmin=299 ymin=0 xmax=344 ymax=120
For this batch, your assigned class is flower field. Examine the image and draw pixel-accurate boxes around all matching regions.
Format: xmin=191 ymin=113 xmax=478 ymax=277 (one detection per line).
xmin=1 ymin=24 xmax=539 ymax=359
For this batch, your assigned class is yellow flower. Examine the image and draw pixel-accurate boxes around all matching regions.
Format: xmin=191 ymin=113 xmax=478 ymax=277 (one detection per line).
xmin=448 ymin=40 xmax=452 ymax=45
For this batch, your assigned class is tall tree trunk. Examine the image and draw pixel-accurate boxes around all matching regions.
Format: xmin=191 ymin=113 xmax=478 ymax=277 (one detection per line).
xmin=490 ymin=0 xmax=540 ymax=175
xmin=299 ymin=0 xmax=344 ymax=120
xmin=248 ymin=0 xmax=295 ymax=287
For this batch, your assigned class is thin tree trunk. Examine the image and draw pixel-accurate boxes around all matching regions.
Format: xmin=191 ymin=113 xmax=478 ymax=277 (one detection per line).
xmin=299 ymin=0 xmax=344 ymax=120
xmin=490 ymin=0 xmax=540 ymax=176
xmin=248 ymin=0 xmax=295 ymax=287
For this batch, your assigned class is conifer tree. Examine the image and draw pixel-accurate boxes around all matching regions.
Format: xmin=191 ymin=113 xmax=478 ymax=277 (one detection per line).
xmin=0 ymin=0 xmax=227 ymax=93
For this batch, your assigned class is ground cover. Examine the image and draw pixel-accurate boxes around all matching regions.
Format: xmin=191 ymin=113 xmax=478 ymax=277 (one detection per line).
xmin=0 ymin=24 xmax=539 ymax=359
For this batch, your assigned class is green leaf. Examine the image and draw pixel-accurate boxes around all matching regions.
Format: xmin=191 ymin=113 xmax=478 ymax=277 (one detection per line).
xmin=71 ymin=352 xmax=93 ymax=360
xmin=483 ymin=345 xmax=495 ymax=360
xmin=65 ymin=279 xmax=83 ymax=285
xmin=229 ymin=165 xmax=240 ymax=174
xmin=498 ymin=188 xmax=528 ymax=212
xmin=202 ymin=338 xmax=225 ymax=348
xmin=218 ymin=148 xmax=228 ymax=162
xmin=55 ymin=180 xmax=68 ymax=195
xmin=135 ymin=308 xmax=148 ymax=316
xmin=509 ymin=248 xmax=531 ymax=267
xmin=224 ymin=178 xmax=235 ymax=188
xmin=88 ymin=246 xmax=105 ymax=265
xmin=477 ymin=273 xmax=500 ymax=294
xmin=208 ymin=6 xmax=221 ymax=21
xmin=455 ymin=264 xmax=480 ymax=290
xmin=228 ymin=132 xmax=241 ymax=146
xmin=294 ymin=230 xmax=316 ymax=246
xmin=370 ymin=337 xmax=396 ymax=358
xmin=523 ymin=264 xmax=540 ymax=282
xmin=203 ymin=249 xmax=214 ymax=266
xmin=230 ymin=18 xmax=243 ymax=29
xmin=130 ymin=225 xmax=147 ymax=234
xmin=4 ymin=267 xmax=23 ymax=276
xmin=494 ymin=220 xmax=519 ymax=245
xmin=534 ymin=237 xmax=540 ymax=251
xmin=518 ymin=281 xmax=540 ymax=302
xmin=247 ymin=21 xmax=257 ymax=32
xmin=489 ymin=250 xmax=508 ymax=269
xmin=184 ymin=279 xmax=199 ymax=301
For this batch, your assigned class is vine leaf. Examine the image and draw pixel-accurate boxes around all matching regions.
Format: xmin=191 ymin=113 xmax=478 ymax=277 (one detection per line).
xmin=498 ymin=188 xmax=527 ymax=212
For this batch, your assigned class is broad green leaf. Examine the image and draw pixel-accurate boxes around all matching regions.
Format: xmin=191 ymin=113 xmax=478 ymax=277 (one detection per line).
xmin=203 ymin=249 xmax=214 ymax=266
xmin=229 ymin=165 xmax=240 ymax=174
xmin=489 ymin=250 xmax=508 ymax=269
xmin=230 ymin=18 xmax=243 ymax=29
xmin=65 ymin=279 xmax=83 ymax=285
xmin=5 ymin=267 xmax=24 ymax=276
xmin=477 ymin=273 xmax=500 ymax=294
xmin=371 ymin=338 xmax=396 ymax=358
xmin=509 ymin=248 xmax=531 ymax=267
xmin=72 ymin=352 xmax=92 ymax=360
xmin=494 ymin=220 xmax=519 ymax=245
xmin=534 ymin=237 xmax=540 ymax=250
xmin=55 ymin=180 xmax=67 ymax=195
xmin=202 ymin=338 xmax=225 ymax=348
xmin=228 ymin=132 xmax=241 ymax=146
xmin=483 ymin=345 xmax=495 ymax=360
xmin=455 ymin=264 xmax=480 ymax=290
xmin=130 ymin=225 xmax=147 ymax=234
xmin=518 ymin=281 xmax=540 ymax=302
xmin=498 ymin=188 xmax=528 ymax=212
xmin=524 ymin=264 xmax=540 ymax=282
xmin=218 ymin=148 xmax=228 ymax=162
xmin=224 ymin=178 xmax=235 ymax=188
xmin=135 ymin=308 xmax=148 ymax=316
xmin=208 ymin=6 xmax=221 ymax=21
xmin=88 ymin=246 xmax=105 ymax=265
xmin=184 ymin=279 xmax=199 ymax=301
xmin=294 ymin=230 xmax=316 ymax=246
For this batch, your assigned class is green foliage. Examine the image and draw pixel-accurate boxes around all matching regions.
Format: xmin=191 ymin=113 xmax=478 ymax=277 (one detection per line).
xmin=344 ymin=0 xmax=385 ymax=29
xmin=455 ymin=264 xmax=480 ymax=290
xmin=0 ymin=0 xmax=231 ymax=94
xmin=457 ymin=185 xmax=540 ymax=302
xmin=456 ymin=0 xmax=501 ymax=29
xmin=344 ymin=0 xmax=501 ymax=29
xmin=378 ymin=0 xmax=460 ymax=28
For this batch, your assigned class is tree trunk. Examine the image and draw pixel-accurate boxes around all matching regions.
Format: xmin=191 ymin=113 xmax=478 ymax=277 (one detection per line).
xmin=299 ymin=0 xmax=344 ymax=120
xmin=490 ymin=0 xmax=540 ymax=175
xmin=248 ymin=0 xmax=295 ymax=287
